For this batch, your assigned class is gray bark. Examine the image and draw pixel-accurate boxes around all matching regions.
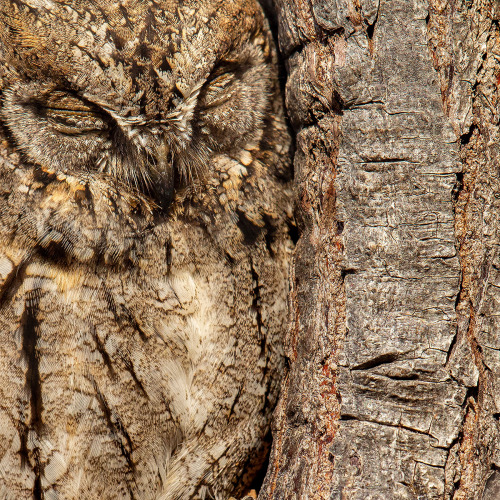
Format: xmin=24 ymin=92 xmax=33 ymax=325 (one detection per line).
xmin=259 ymin=1 xmax=500 ymax=498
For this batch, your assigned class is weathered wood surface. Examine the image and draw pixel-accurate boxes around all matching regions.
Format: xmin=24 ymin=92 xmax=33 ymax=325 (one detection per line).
xmin=260 ymin=0 xmax=500 ymax=498
xmin=428 ymin=1 xmax=500 ymax=498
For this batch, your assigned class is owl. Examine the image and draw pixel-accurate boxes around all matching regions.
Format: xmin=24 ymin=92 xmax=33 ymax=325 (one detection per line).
xmin=0 ymin=1 xmax=293 ymax=499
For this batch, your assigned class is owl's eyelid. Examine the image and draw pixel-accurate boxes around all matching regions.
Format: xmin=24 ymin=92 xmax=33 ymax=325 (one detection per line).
xmin=206 ymin=67 xmax=237 ymax=85
xmin=41 ymin=106 xmax=108 ymax=133
xmin=204 ymin=55 xmax=245 ymax=83
xmin=42 ymin=106 xmax=100 ymax=116
xmin=30 ymin=94 xmax=108 ymax=128
xmin=34 ymin=87 xmax=98 ymax=110
xmin=49 ymin=123 xmax=104 ymax=136
xmin=200 ymin=93 xmax=233 ymax=110
xmin=206 ymin=74 xmax=235 ymax=90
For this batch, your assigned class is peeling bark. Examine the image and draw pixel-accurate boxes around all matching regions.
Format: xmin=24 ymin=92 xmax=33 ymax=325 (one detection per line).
xmin=260 ymin=0 xmax=500 ymax=498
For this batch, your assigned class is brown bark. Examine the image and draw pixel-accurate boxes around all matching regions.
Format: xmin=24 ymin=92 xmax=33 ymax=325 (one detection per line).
xmin=259 ymin=0 xmax=500 ymax=498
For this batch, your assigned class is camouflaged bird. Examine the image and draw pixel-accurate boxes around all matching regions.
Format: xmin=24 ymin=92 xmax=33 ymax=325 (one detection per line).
xmin=0 ymin=0 xmax=293 ymax=498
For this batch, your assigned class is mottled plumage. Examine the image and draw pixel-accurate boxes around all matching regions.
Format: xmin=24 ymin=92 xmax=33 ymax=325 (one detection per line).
xmin=0 ymin=1 xmax=292 ymax=498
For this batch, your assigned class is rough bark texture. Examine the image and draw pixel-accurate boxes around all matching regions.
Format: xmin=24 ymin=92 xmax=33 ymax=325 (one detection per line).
xmin=259 ymin=0 xmax=500 ymax=498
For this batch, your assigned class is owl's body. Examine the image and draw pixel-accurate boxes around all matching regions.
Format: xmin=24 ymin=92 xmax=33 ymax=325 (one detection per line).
xmin=0 ymin=1 xmax=292 ymax=499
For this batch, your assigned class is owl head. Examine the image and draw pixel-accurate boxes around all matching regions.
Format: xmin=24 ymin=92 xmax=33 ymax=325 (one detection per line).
xmin=0 ymin=0 xmax=277 ymax=208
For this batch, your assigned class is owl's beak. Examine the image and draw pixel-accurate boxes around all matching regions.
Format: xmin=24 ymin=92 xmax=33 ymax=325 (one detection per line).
xmin=149 ymin=141 xmax=174 ymax=210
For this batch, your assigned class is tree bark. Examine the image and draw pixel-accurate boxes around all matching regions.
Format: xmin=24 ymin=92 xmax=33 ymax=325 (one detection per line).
xmin=259 ymin=1 xmax=500 ymax=498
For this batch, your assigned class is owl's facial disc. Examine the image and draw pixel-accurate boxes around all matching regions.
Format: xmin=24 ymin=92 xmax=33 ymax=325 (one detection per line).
xmin=0 ymin=0 xmax=271 ymax=210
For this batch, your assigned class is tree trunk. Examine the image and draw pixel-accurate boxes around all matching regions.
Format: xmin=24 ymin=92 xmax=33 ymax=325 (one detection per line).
xmin=259 ymin=1 xmax=500 ymax=498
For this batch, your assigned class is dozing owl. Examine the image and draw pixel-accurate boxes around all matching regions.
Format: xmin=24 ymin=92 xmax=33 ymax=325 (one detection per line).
xmin=0 ymin=0 xmax=293 ymax=499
